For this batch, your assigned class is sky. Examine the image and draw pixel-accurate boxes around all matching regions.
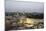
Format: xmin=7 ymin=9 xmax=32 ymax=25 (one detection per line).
xmin=5 ymin=0 xmax=44 ymax=13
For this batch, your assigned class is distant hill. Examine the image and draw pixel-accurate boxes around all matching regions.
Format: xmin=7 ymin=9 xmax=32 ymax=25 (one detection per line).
xmin=5 ymin=12 xmax=44 ymax=19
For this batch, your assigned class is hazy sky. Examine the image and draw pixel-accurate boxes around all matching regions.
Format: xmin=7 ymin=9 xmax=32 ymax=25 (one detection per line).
xmin=5 ymin=0 xmax=44 ymax=13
